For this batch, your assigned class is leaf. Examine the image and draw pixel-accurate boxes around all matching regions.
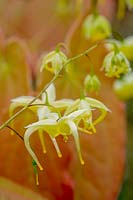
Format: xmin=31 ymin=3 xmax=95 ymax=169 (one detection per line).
xmin=0 ymin=176 xmax=47 ymax=200
xmin=0 ymin=36 xmax=31 ymax=122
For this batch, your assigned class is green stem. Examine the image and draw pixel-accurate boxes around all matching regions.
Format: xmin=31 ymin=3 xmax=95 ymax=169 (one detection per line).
xmin=0 ymin=75 xmax=58 ymax=131
xmin=6 ymin=125 xmax=24 ymax=141
xmin=85 ymin=54 xmax=94 ymax=75
xmin=0 ymin=42 xmax=100 ymax=132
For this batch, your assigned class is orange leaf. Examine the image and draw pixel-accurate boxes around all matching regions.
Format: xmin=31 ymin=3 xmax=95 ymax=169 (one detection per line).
xmin=0 ymin=36 xmax=31 ymax=122
xmin=0 ymin=176 xmax=46 ymax=200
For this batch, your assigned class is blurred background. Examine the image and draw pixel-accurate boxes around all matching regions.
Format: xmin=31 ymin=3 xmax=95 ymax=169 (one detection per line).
xmin=0 ymin=0 xmax=133 ymax=200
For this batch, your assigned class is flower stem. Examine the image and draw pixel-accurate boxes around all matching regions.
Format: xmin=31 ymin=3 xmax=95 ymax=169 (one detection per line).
xmin=6 ymin=125 xmax=24 ymax=141
xmin=0 ymin=41 xmax=101 ymax=132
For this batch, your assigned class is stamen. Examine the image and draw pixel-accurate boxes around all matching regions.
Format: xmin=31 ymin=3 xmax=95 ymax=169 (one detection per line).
xmin=63 ymin=135 xmax=68 ymax=142
xmin=38 ymin=129 xmax=47 ymax=153
xmin=78 ymin=151 xmax=85 ymax=165
xmin=89 ymin=122 xmax=96 ymax=133
xmin=32 ymin=160 xmax=40 ymax=186
xmin=35 ymin=173 xmax=39 ymax=186
xmin=78 ymin=127 xmax=93 ymax=135
xmin=50 ymin=136 xmax=62 ymax=157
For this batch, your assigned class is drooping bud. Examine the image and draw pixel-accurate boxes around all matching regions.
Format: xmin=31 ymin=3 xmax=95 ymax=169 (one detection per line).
xmin=84 ymin=74 xmax=101 ymax=93
xmin=113 ymin=72 xmax=133 ymax=100
xmin=40 ymin=50 xmax=67 ymax=75
xmin=82 ymin=14 xmax=111 ymax=41
xmin=102 ymin=51 xmax=131 ymax=78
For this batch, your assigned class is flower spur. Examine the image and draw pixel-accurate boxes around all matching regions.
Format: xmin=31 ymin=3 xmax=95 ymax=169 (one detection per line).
xmin=24 ymin=98 xmax=109 ymax=170
xmin=9 ymin=83 xmax=109 ymax=171
xmin=24 ymin=109 xmax=89 ymax=170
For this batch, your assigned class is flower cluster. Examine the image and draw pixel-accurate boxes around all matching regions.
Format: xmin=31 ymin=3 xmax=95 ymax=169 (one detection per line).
xmin=40 ymin=50 xmax=67 ymax=75
xmin=102 ymin=51 xmax=131 ymax=78
xmin=10 ymin=83 xmax=109 ymax=171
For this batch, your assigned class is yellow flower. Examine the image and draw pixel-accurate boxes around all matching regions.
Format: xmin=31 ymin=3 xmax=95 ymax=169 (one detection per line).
xmin=23 ymin=96 xmax=109 ymax=170
xmin=102 ymin=51 xmax=131 ymax=78
xmin=40 ymin=50 xmax=67 ymax=75
xmin=9 ymin=83 xmax=73 ymax=153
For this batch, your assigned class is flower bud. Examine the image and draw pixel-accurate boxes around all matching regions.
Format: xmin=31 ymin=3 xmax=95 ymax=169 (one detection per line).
xmin=82 ymin=14 xmax=111 ymax=41
xmin=102 ymin=51 xmax=131 ymax=78
xmin=40 ymin=50 xmax=67 ymax=75
xmin=113 ymin=72 xmax=133 ymax=100
xmin=84 ymin=74 xmax=101 ymax=93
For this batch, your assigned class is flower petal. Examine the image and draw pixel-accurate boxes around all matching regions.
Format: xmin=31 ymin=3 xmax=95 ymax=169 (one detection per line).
xmin=63 ymin=109 xmax=88 ymax=122
xmin=64 ymin=99 xmax=80 ymax=115
xmin=67 ymin=120 xmax=84 ymax=165
xmin=38 ymin=129 xmax=46 ymax=154
xmin=37 ymin=107 xmax=59 ymax=121
xmin=52 ymin=99 xmax=74 ymax=109
xmin=26 ymin=119 xmax=58 ymax=138
xmin=49 ymin=136 xmax=62 ymax=158
xmin=85 ymin=97 xmax=110 ymax=125
xmin=24 ymin=126 xmax=43 ymax=171
xmin=42 ymin=83 xmax=56 ymax=104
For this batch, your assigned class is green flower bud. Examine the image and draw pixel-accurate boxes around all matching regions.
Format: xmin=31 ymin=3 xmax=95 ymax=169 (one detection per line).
xmin=82 ymin=14 xmax=111 ymax=41
xmin=102 ymin=51 xmax=131 ymax=78
xmin=84 ymin=74 xmax=101 ymax=93
xmin=126 ymin=0 xmax=133 ymax=10
xmin=113 ymin=72 xmax=133 ymax=100
xmin=40 ymin=50 xmax=67 ymax=75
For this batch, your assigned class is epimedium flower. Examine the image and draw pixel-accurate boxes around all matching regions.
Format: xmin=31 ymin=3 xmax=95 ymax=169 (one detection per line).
xmin=84 ymin=73 xmax=101 ymax=94
xmin=102 ymin=51 xmax=131 ymax=78
xmin=23 ymin=96 xmax=109 ymax=171
xmin=40 ymin=49 xmax=67 ymax=75
xmin=24 ymin=109 xmax=87 ymax=170
xmin=113 ymin=72 xmax=133 ymax=100
xmin=64 ymin=97 xmax=110 ymax=132
xmin=9 ymin=84 xmax=73 ymax=122
xmin=9 ymin=83 xmax=74 ymax=153
xmin=82 ymin=13 xmax=111 ymax=41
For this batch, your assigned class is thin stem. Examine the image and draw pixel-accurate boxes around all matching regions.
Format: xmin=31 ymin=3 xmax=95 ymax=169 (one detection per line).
xmin=7 ymin=125 xmax=24 ymax=141
xmin=0 ymin=41 xmax=101 ymax=132
xmin=0 ymin=74 xmax=58 ymax=131
xmin=67 ymin=42 xmax=100 ymax=63
xmin=85 ymin=54 xmax=94 ymax=75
